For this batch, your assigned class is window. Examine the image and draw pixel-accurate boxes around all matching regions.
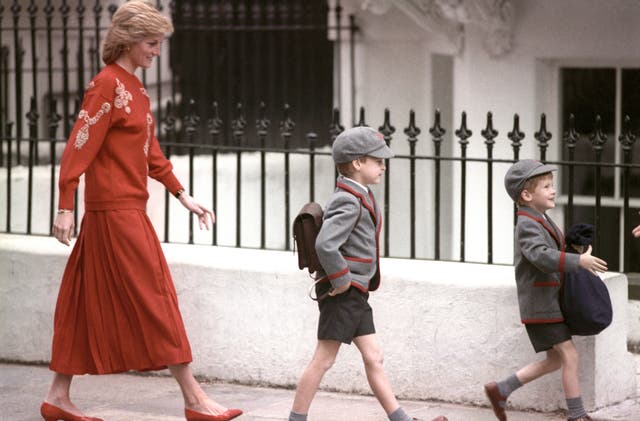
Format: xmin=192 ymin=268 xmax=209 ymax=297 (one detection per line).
xmin=561 ymin=67 xmax=640 ymax=272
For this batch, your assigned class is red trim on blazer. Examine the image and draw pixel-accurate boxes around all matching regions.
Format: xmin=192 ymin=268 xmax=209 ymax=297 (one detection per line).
xmin=559 ymin=251 xmax=565 ymax=273
xmin=316 ymin=277 xmax=368 ymax=293
xmin=335 ymin=181 xmax=383 ymax=291
xmin=350 ymin=281 xmax=369 ymax=293
xmin=533 ymin=281 xmax=561 ymax=287
xmin=522 ymin=317 xmax=565 ymax=324
xmin=517 ymin=210 xmax=567 ymax=275
xmin=336 ymin=182 xmax=377 ymax=222
xmin=370 ymin=190 xmax=382 ymax=291
xmin=327 ymin=267 xmax=349 ymax=281
xmin=345 ymin=256 xmax=372 ymax=263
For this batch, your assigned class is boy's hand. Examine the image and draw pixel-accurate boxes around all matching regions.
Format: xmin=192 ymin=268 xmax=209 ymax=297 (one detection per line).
xmin=328 ymin=283 xmax=351 ymax=296
xmin=632 ymin=224 xmax=640 ymax=238
xmin=578 ymin=245 xmax=608 ymax=274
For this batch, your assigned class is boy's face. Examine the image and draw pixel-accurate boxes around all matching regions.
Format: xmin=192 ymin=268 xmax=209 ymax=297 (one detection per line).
xmin=521 ymin=173 xmax=555 ymax=213
xmin=351 ymin=156 xmax=386 ymax=185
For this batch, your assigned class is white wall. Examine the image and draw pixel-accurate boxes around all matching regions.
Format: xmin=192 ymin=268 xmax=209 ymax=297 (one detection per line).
xmin=452 ymin=0 xmax=640 ymax=264
xmin=336 ymin=0 xmax=640 ymax=264
xmin=0 ymin=233 xmax=635 ymax=412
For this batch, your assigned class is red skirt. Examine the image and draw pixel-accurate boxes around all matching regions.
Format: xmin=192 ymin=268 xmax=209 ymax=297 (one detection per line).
xmin=50 ymin=209 xmax=192 ymax=375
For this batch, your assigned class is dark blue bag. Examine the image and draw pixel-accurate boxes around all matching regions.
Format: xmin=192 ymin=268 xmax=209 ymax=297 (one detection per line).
xmin=560 ymin=268 xmax=612 ymax=335
xmin=560 ymin=223 xmax=613 ymax=336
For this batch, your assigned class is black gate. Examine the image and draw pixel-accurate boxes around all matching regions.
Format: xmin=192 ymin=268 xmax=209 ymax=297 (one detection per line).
xmin=170 ymin=0 xmax=336 ymax=148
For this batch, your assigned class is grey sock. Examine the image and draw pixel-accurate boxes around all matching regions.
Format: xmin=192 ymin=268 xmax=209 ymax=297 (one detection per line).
xmin=497 ymin=374 xmax=523 ymax=398
xmin=567 ymin=396 xmax=587 ymax=420
xmin=289 ymin=411 xmax=308 ymax=421
xmin=388 ymin=406 xmax=412 ymax=421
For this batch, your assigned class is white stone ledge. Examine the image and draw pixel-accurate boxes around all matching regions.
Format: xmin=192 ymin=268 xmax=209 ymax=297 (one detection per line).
xmin=0 ymin=233 xmax=635 ymax=412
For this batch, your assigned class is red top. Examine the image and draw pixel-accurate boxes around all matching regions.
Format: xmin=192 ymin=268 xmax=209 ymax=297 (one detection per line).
xmin=58 ymin=63 xmax=182 ymax=211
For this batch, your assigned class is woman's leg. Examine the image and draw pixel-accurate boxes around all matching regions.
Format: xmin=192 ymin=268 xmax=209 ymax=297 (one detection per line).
xmin=44 ymin=372 xmax=86 ymax=416
xmin=169 ymin=363 xmax=229 ymax=415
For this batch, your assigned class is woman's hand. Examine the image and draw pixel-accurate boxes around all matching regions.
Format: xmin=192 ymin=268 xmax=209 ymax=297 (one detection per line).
xmin=178 ymin=193 xmax=216 ymax=230
xmin=633 ymin=224 xmax=640 ymax=238
xmin=52 ymin=212 xmax=75 ymax=246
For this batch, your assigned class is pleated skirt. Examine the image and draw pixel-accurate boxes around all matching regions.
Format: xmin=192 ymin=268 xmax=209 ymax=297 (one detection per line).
xmin=49 ymin=209 xmax=192 ymax=375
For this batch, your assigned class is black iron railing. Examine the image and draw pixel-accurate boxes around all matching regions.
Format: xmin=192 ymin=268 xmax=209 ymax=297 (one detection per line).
xmin=3 ymin=101 xmax=640 ymax=273
xmin=2 ymin=1 xmax=640 ymax=273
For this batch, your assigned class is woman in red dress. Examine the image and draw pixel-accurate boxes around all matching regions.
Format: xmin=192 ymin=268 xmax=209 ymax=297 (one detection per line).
xmin=42 ymin=2 xmax=242 ymax=421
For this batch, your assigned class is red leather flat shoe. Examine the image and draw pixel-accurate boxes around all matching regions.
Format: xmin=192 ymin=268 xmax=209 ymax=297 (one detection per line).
xmin=40 ymin=402 xmax=104 ymax=421
xmin=184 ymin=408 xmax=243 ymax=421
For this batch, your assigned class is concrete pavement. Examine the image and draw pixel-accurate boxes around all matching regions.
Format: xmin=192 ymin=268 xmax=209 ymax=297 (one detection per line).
xmin=1 ymin=362 xmax=639 ymax=421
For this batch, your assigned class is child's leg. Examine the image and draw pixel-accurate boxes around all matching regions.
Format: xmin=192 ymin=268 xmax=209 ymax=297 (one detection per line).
xmin=352 ymin=334 xmax=399 ymax=415
xmin=291 ymin=339 xmax=341 ymax=416
xmin=485 ymin=349 xmax=561 ymax=421
xmin=515 ymin=347 xmax=562 ymax=384
xmin=553 ymin=339 xmax=580 ymax=397
xmin=553 ymin=340 xmax=588 ymax=420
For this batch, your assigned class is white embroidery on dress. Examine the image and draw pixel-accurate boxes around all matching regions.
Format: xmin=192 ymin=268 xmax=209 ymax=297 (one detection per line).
xmin=86 ymin=81 xmax=95 ymax=91
xmin=144 ymin=113 xmax=153 ymax=156
xmin=114 ymin=78 xmax=133 ymax=114
xmin=74 ymin=102 xmax=112 ymax=150
xmin=140 ymin=88 xmax=150 ymax=98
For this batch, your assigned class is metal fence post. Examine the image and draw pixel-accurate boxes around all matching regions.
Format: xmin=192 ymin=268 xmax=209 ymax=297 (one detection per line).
xmin=482 ymin=112 xmax=498 ymax=264
xmin=455 ymin=112 xmax=472 ymax=262
xmin=404 ymin=110 xmax=420 ymax=259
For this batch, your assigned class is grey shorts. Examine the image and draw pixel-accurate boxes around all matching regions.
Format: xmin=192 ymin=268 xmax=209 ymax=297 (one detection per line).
xmin=525 ymin=322 xmax=572 ymax=353
xmin=316 ymin=282 xmax=375 ymax=344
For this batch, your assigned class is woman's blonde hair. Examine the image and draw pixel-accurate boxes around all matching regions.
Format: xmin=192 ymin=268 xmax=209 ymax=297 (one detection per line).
xmin=102 ymin=0 xmax=174 ymax=64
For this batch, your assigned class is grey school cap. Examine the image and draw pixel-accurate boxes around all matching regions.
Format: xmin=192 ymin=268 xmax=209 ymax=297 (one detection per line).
xmin=332 ymin=126 xmax=394 ymax=164
xmin=504 ymin=159 xmax=557 ymax=202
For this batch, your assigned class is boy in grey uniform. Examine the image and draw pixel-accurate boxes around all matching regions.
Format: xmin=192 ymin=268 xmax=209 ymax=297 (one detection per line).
xmin=484 ymin=159 xmax=607 ymax=421
xmin=289 ymin=127 xmax=447 ymax=421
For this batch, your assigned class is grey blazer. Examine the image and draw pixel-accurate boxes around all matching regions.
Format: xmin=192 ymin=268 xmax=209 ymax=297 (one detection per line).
xmin=315 ymin=176 xmax=381 ymax=292
xmin=514 ymin=206 xmax=580 ymax=324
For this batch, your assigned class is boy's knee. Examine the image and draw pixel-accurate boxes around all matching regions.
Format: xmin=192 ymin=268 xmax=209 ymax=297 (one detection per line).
xmin=546 ymin=349 xmax=562 ymax=367
xmin=312 ymin=355 xmax=337 ymax=372
xmin=564 ymin=349 xmax=579 ymax=366
xmin=362 ymin=349 xmax=384 ymax=367
xmin=554 ymin=341 xmax=579 ymax=365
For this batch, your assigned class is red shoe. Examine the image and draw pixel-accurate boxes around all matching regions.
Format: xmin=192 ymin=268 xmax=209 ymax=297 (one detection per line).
xmin=484 ymin=382 xmax=507 ymax=421
xmin=185 ymin=408 xmax=243 ymax=421
xmin=40 ymin=402 xmax=104 ymax=421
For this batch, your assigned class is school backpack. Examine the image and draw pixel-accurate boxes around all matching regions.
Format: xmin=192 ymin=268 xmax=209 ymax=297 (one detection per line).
xmin=292 ymin=202 xmax=324 ymax=274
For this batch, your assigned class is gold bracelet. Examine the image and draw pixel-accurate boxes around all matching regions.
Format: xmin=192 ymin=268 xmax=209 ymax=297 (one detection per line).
xmin=57 ymin=209 xmax=73 ymax=214
xmin=174 ymin=188 xmax=185 ymax=198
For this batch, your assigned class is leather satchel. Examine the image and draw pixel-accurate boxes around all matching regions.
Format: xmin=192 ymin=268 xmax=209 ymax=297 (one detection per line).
xmin=292 ymin=202 xmax=324 ymax=274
